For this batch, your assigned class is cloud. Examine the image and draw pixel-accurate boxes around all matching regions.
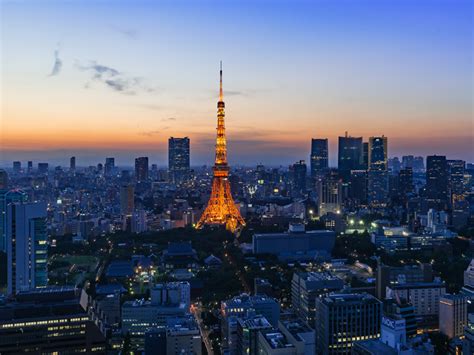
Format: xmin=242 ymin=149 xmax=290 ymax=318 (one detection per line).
xmin=111 ymin=26 xmax=138 ymax=39
xmin=49 ymin=49 xmax=62 ymax=76
xmin=138 ymin=130 xmax=161 ymax=137
xmin=161 ymin=117 xmax=176 ymax=122
xmin=77 ymin=61 xmax=154 ymax=95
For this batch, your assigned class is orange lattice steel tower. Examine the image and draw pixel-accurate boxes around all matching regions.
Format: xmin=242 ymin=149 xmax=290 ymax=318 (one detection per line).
xmin=195 ymin=63 xmax=245 ymax=233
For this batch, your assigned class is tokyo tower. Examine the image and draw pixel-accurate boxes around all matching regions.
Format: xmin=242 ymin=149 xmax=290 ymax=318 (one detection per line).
xmin=195 ymin=63 xmax=246 ymax=233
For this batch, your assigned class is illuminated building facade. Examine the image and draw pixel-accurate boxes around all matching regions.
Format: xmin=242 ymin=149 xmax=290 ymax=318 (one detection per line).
xmin=6 ymin=201 xmax=48 ymax=295
xmin=196 ymin=63 xmax=245 ymax=232
xmin=168 ymin=137 xmax=190 ymax=184
xmin=135 ymin=156 xmax=149 ymax=182
xmin=315 ymin=293 xmax=381 ymax=354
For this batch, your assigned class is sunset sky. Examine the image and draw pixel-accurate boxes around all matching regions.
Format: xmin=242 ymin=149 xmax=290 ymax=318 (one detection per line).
xmin=1 ymin=0 xmax=472 ymax=167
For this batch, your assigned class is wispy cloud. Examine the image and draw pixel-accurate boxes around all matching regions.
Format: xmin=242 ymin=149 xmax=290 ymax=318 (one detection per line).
xmin=111 ymin=25 xmax=138 ymax=39
xmin=138 ymin=130 xmax=161 ymax=137
xmin=49 ymin=49 xmax=62 ymax=77
xmin=77 ymin=61 xmax=154 ymax=95
xmin=161 ymin=117 xmax=176 ymax=122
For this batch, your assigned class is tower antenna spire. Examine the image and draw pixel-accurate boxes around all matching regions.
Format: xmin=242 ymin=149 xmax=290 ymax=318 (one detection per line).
xmin=219 ymin=61 xmax=223 ymax=101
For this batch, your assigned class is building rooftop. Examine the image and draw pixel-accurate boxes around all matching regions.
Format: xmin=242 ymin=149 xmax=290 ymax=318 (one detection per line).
xmin=354 ymin=339 xmax=397 ymax=355
xmin=261 ymin=330 xmax=295 ymax=350
xmin=322 ymin=293 xmax=381 ymax=305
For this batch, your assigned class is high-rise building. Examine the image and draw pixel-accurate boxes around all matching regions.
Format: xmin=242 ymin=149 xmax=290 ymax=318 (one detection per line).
xmin=0 ymin=170 xmax=8 ymax=190
xmin=168 ymin=137 xmax=190 ymax=184
xmin=291 ymin=160 xmax=307 ymax=196
xmin=135 ymin=157 xmax=149 ymax=182
xmin=349 ymin=170 xmax=368 ymax=205
xmin=463 ymin=313 xmax=474 ymax=355
xmin=0 ymin=287 xmax=106 ymax=354
xmin=236 ymin=315 xmax=273 ymax=355
xmin=376 ymin=261 xmax=433 ymax=300
xmin=37 ymin=162 xmax=49 ymax=175
xmin=425 ymin=155 xmax=449 ymax=210
xmin=165 ymin=315 xmax=202 ymax=355
xmin=386 ymin=280 xmax=446 ymax=328
xmin=315 ymin=293 xmax=382 ymax=354
xmin=310 ymin=138 xmax=328 ymax=177
xmin=12 ymin=161 xmax=21 ymax=174
xmin=104 ymin=157 xmax=115 ymax=177
xmin=6 ymin=201 xmax=48 ymax=295
xmin=196 ymin=63 xmax=245 ymax=232
xmin=70 ymin=156 xmax=76 ymax=172
xmin=27 ymin=161 xmax=33 ymax=174
xmin=439 ymin=294 xmax=467 ymax=339
xmin=317 ymin=170 xmax=343 ymax=216
xmin=362 ymin=142 xmax=369 ymax=170
xmin=399 ymin=167 xmax=414 ymax=199
xmin=367 ymin=136 xmax=388 ymax=207
xmin=338 ymin=133 xmax=363 ymax=180
xmin=120 ymin=184 xmax=135 ymax=215
xmin=291 ymin=271 xmax=344 ymax=327
xmin=0 ymin=189 xmax=28 ymax=253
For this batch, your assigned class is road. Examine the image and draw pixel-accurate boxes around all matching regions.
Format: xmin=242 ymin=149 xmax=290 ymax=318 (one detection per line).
xmin=192 ymin=304 xmax=214 ymax=355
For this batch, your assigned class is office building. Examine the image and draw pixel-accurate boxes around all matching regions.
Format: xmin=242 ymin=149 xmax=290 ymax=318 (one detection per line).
xmin=291 ymin=160 xmax=307 ymax=195
xmin=399 ymin=167 xmax=414 ymax=198
xmin=145 ymin=327 xmax=167 ymax=355
xmin=0 ymin=189 xmax=28 ymax=253
xmin=221 ymin=294 xmax=280 ymax=353
xmin=252 ymin=224 xmax=335 ymax=262
xmin=0 ymin=287 xmax=106 ymax=354
xmin=350 ymin=170 xmax=368 ymax=205
xmin=135 ymin=156 xmax=149 ymax=182
xmin=151 ymin=281 xmax=191 ymax=309
xmin=376 ymin=261 xmax=433 ymax=299
xmin=367 ymin=136 xmax=388 ymax=207
xmin=315 ymin=293 xmax=381 ymax=354
xmin=168 ymin=137 xmax=190 ymax=184
xmin=463 ymin=313 xmax=474 ymax=355
xmin=425 ymin=155 xmax=449 ymax=210
xmin=0 ymin=170 xmax=7 ymax=190
xmin=37 ymin=162 xmax=49 ymax=174
xmin=120 ymin=184 xmax=135 ymax=215
xmin=6 ymin=201 xmax=48 ymax=295
xmin=104 ymin=157 xmax=115 ymax=177
xmin=317 ymin=170 xmax=343 ymax=216
xmin=386 ymin=281 xmax=446 ymax=328
xmin=12 ymin=161 xmax=21 ymax=174
xmin=165 ymin=315 xmax=201 ymax=355
xmin=383 ymin=299 xmax=417 ymax=339
xmin=27 ymin=161 xmax=33 ymax=174
xmin=338 ymin=133 xmax=363 ymax=180
xmin=402 ymin=155 xmax=424 ymax=172
xmin=237 ymin=315 xmax=273 ymax=355
xmin=362 ymin=142 xmax=369 ymax=170
xmin=291 ymin=271 xmax=344 ymax=327
xmin=70 ymin=156 xmax=76 ymax=172
xmin=257 ymin=330 xmax=297 ymax=355
xmin=278 ymin=318 xmax=315 ymax=355
xmin=310 ymin=138 xmax=328 ymax=177
xmin=439 ymin=294 xmax=467 ymax=339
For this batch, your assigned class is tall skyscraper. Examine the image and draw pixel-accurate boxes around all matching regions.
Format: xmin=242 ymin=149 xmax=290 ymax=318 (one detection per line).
xmin=104 ymin=157 xmax=115 ymax=177
xmin=196 ymin=63 xmax=245 ymax=232
xmin=6 ymin=201 xmax=48 ymax=295
xmin=135 ymin=157 xmax=149 ymax=182
xmin=0 ymin=170 xmax=8 ymax=190
xmin=338 ymin=133 xmax=363 ymax=180
xmin=37 ymin=163 xmax=49 ymax=175
xmin=367 ymin=136 xmax=388 ymax=207
xmin=291 ymin=160 xmax=307 ymax=196
xmin=13 ymin=161 xmax=21 ymax=174
xmin=439 ymin=294 xmax=467 ymax=339
xmin=70 ymin=156 xmax=76 ymax=172
xmin=168 ymin=137 xmax=190 ymax=184
xmin=120 ymin=184 xmax=135 ymax=215
xmin=310 ymin=138 xmax=328 ymax=177
xmin=425 ymin=155 xmax=449 ymax=210
xmin=27 ymin=161 xmax=33 ymax=174
xmin=448 ymin=160 xmax=465 ymax=204
xmin=0 ymin=189 xmax=28 ymax=253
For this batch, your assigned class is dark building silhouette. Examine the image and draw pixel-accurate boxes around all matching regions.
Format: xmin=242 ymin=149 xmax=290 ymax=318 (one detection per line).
xmin=70 ymin=156 xmax=76 ymax=172
xmin=168 ymin=137 xmax=190 ymax=184
xmin=135 ymin=157 xmax=149 ymax=182
xmin=291 ymin=160 xmax=307 ymax=196
xmin=338 ymin=133 xmax=363 ymax=181
xmin=367 ymin=136 xmax=388 ymax=207
xmin=425 ymin=155 xmax=449 ymax=211
xmin=310 ymin=138 xmax=328 ymax=177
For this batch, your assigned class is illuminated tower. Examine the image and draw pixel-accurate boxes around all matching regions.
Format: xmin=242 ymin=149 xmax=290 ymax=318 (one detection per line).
xmin=196 ymin=63 xmax=245 ymax=232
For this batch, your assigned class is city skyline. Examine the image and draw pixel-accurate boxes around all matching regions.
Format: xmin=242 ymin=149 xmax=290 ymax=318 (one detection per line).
xmin=2 ymin=0 xmax=472 ymax=166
